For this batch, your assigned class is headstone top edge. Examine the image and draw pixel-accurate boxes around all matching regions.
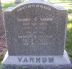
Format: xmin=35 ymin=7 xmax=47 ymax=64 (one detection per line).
xmin=16 ymin=3 xmax=65 ymax=10
xmin=5 ymin=3 xmax=65 ymax=13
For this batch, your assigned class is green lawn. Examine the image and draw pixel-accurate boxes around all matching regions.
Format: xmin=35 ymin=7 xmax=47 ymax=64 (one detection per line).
xmin=0 ymin=64 xmax=2 ymax=69
xmin=2 ymin=2 xmax=16 ymax=9
xmin=65 ymin=3 xmax=72 ymax=61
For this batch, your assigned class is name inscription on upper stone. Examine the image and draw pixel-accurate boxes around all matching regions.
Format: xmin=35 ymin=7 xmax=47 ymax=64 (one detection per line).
xmin=17 ymin=4 xmax=52 ymax=12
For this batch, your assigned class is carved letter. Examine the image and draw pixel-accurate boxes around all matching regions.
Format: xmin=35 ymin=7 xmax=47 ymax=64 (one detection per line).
xmin=18 ymin=57 xmax=23 ymax=62
xmin=42 ymin=57 xmax=47 ymax=63
xmin=23 ymin=57 xmax=28 ymax=63
xmin=36 ymin=57 xmax=41 ymax=63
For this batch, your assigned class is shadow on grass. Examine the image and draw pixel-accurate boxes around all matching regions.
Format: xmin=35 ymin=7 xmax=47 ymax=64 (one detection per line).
xmin=67 ymin=9 xmax=72 ymax=13
xmin=0 ymin=55 xmax=4 ymax=63
xmin=66 ymin=4 xmax=72 ymax=60
xmin=68 ymin=20 xmax=72 ymax=23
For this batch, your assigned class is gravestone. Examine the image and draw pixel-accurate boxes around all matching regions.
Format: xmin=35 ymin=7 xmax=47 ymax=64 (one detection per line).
xmin=2 ymin=0 xmax=71 ymax=69
xmin=15 ymin=0 xmax=21 ymax=4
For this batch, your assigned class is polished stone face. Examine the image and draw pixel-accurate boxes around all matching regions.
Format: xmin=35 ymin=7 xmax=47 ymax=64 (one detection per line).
xmin=5 ymin=3 xmax=67 ymax=56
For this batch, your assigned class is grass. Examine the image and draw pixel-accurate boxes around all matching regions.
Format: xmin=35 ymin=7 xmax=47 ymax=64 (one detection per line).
xmin=49 ymin=0 xmax=72 ymax=3
xmin=66 ymin=24 xmax=72 ymax=60
xmin=2 ymin=2 xmax=16 ymax=9
xmin=64 ymin=3 xmax=72 ymax=61
xmin=0 ymin=64 xmax=3 ymax=69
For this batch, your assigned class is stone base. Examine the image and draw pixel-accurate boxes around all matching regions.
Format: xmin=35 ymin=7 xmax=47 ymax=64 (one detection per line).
xmin=2 ymin=50 xmax=71 ymax=69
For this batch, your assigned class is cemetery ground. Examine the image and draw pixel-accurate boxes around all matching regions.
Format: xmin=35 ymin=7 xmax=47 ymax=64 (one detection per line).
xmin=65 ymin=3 xmax=72 ymax=61
xmin=0 ymin=2 xmax=72 ymax=68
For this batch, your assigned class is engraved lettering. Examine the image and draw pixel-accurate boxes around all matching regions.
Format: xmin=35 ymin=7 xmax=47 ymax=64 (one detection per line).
xmin=17 ymin=18 xmax=30 ymax=22
xmin=36 ymin=4 xmax=40 ymax=7
xmin=18 ymin=57 xmax=23 ymax=62
xmin=17 ymin=4 xmax=52 ymax=12
xmin=23 ymin=57 xmax=28 ymax=62
xmin=48 ymin=57 xmax=54 ymax=63
xmin=40 ymin=18 xmax=53 ymax=21
xmin=17 ymin=18 xmax=53 ymax=22
xmin=30 ymin=57 xmax=34 ymax=63
xmin=17 ymin=57 xmax=54 ymax=64
xmin=36 ymin=57 xmax=41 ymax=63
xmin=39 ymin=5 xmax=44 ymax=8
xmin=42 ymin=57 xmax=47 ymax=63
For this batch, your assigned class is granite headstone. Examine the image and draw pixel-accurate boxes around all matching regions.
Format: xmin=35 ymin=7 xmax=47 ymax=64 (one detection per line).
xmin=15 ymin=0 xmax=21 ymax=4
xmin=2 ymin=0 xmax=71 ymax=69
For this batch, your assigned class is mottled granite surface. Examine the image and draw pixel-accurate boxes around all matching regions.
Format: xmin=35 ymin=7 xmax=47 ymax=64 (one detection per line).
xmin=5 ymin=3 xmax=66 ymax=56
